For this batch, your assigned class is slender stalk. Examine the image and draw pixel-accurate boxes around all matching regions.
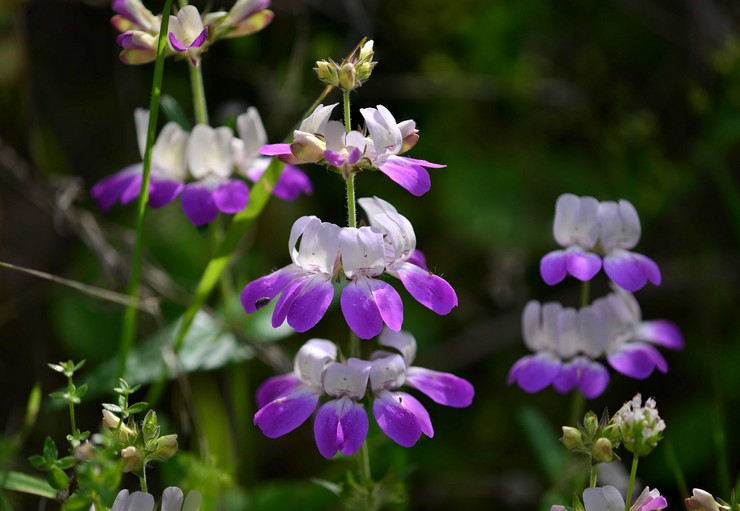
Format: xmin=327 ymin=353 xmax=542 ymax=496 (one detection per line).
xmin=589 ymin=465 xmax=597 ymax=488
xmin=663 ymin=436 xmax=688 ymax=499
xmin=67 ymin=375 xmax=76 ymax=434
xmin=568 ymin=391 xmax=585 ymax=427
xmin=580 ymin=279 xmax=590 ymax=308
xmin=139 ymin=472 xmax=148 ymax=493
xmin=189 ymin=63 xmax=209 ymax=125
xmin=343 ymin=89 xmax=351 ymax=133
xmin=118 ymin=0 xmax=172 ymax=379
xmin=625 ymin=455 xmax=639 ymax=511
xmin=347 ymin=173 xmax=357 ymax=228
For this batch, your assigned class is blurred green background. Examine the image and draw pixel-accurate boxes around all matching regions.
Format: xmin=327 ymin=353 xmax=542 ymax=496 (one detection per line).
xmin=1 ymin=0 xmax=739 ymax=509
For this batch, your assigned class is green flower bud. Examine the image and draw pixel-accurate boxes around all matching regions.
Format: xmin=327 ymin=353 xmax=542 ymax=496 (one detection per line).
xmin=561 ymin=426 xmax=583 ymax=450
xmin=142 ymin=410 xmax=159 ymax=443
xmin=314 ymin=60 xmax=339 ymax=87
xmin=592 ymin=437 xmax=613 ymax=463
xmin=155 ymin=434 xmax=179 ymax=460
xmin=102 ymin=410 xmax=135 ymax=440
xmin=584 ymin=411 xmax=599 ymax=438
xmin=338 ymin=62 xmax=357 ymax=91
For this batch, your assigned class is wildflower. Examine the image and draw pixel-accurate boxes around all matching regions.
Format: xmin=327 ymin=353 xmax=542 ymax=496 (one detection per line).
xmin=205 ymin=0 xmax=274 ymax=40
xmin=167 ymin=5 xmax=208 ymax=67
xmin=507 ymin=301 xmax=610 ymax=398
xmin=91 ymin=109 xmax=188 ymax=211
xmin=241 ymin=216 xmax=340 ymax=332
xmin=594 ymin=288 xmax=683 ymax=380
xmin=599 ymin=200 xmax=661 ymax=292
xmin=232 ymin=107 xmax=312 ymax=200
xmin=253 ymin=339 xmax=336 ymax=438
xmin=581 ymin=485 xmax=667 ymax=511
xmin=685 ymin=489 xmax=731 ymax=511
xmin=613 ymin=393 xmax=665 ymax=457
xmin=540 ymin=193 xmax=602 ymax=285
xmin=110 ymin=487 xmax=201 ymax=511
xmin=181 ymin=124 xmax=249 ymax=226
xmin=112 ymin=0 xmax=161 ymax=64
xmin=323 ymin=121 xmax=368 ymax=179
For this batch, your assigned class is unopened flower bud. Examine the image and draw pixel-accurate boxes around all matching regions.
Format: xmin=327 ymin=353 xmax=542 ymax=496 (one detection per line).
xmin=102 ymin=410 xmax=135 ymax=439
xmin=290 ymin=131 xmax=325 ymax=163
xmin=592 ymin=437 xmax=613 ymax=463
xmin=338 ymin=62 xmax=357 ymax=90
xmin=121 ymin=446 xmax=142 ymax=473
xmin=142 ymin=410 xmax=159 ymax=443
xmin=156 ymin=434 xmax=179 ymax=460
xmin=685 ymin=489 xmax=731 ymax=511
xmin=314 ymin=60 xmax=339 ymax=87
xmin=561 ymin=426 xmax=583 ymax=450
xmin=584 ymin=411 xmax=599 ymax=438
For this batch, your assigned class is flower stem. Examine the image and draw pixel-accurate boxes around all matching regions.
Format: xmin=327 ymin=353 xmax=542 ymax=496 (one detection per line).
xmin=189 ymin=63 xmax=209 ymax=125
xmin=625 ymin=454 xmax=639 ymax=511
xmin=589 ymin=464 xmax=597 ymax=488
xmin=117 ymin=0 xmax=172 ymax=380
xmin=67 ymin=375 xmax=76 ymax=434
xmin=139 ymin=472 xmax=148 ymax=493
xmin=343 ymin=89 xmax=351 ymax=133
xmin=347 ymin=173 xmax=357 ymax=228
xmin=580 ymin=279 xmax=590 ymax=308
xmin=568 ymin=391 xmax=585 ymax=427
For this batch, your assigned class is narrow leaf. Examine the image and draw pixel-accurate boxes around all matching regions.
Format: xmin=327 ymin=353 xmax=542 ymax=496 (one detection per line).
xmin=0 ymin=471 xmax=57 ymax=498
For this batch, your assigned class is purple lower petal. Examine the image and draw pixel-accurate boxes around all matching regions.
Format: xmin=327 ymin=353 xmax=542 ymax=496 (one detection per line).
xmin=323 ymin=150 xmax=345 ymax=168
xmin=260 ymin=143 xmax=292 ymax=156
xmin=406 ymin=249 xmax=428 ymax=270
xmin=190 ymin=26 xmax=208 ymax=49
xmin=271 ymin=276 xmax=307 ymax=328
xmin=565 ymin=248 xmax=602 ymax=282
xmin=577 ymin=360 xmax=610 ymax=399
xmin=254 ymin=388 xmax=319 ymax=438
xmin=607 ymin=343 xmax=666 ymax=379
xmin=314 ymin=397 xmax=368 ymax=459
xmin=273 ymin=165 xmax=313 ymax=200
xmin=399 ymin=156 xmax=446 ymax=169
xmin=255 ymin=374 xmax=301 ymax=409
xmin=552 ymin=361 xmax=578 ymax=394
xmin=604 ymin=249 xmax=661 ymax=292
xmin=394 ymin=262 xmax=457 ymax=315
xmin=396 ymin=392 xmax=433 ymax=438
xmin=378 ymin=158 xmax=431 ymax=196
xmin=90 ymin=167 xmax=140 ymax=211
xmin=511 ymin=352 xmax=561 ymax=393
xmin=634 ymin=320 xmax=684 ymax=350
xmin=372 ymin=391 xmax=422 ymax=447
xmin=540 ymin=250 xmax=567 ymax=285
xmin=341 ymin=277 xmax=403 ymax=340
xmin=285 ymin=274 xmax=335 ymax=333
xmin=213 ymin=179 xmax=250 ymax=214
xmin=168 ymin=32 xmax=187 ymax=52
xmin=181 ymin=184 xmax=219 ymax=226
xmin=241 ymin=265 xmax=300 ymax=314
xmin=405 ymin=367 xmax=474 ymax=408
xmin=149 ymin=178 xmax=183 ymax=208
xmin=119 ymin=173 xmax=144 ymax=205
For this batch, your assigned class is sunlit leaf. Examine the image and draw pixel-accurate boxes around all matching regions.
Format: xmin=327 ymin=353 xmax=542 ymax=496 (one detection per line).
xmin=0 ymin=471 xmax=57 ymax=498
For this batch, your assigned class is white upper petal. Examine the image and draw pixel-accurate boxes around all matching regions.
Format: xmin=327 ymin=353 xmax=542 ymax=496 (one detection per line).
xmin=223 ymin=0 xmax=262 ymax=25
xmin=134 ymin=108 xmax=149 ymax=159
xmin=522 ymin=300 xmax=562 ymax=352
xmin=582 ymin=486 xmax=625 ymax=511
xmin=339 ymin=226 xmax=386 ymax=278
xmin=299 ymin=103 xmax=338 ymax=134
xmin=188 ymin=124 xmax=234 ymax=179
xmin=323 ymin=359 xmax=372 ymax=399
xmin=552 ymin=193 xmax=600 ymax=248
xmin=373 ymin=212 xmax=416 ymax=265
xmin=378 ymin=328 xmax=416 ymax=366
xmin=360 ymin=105 xmax=402 ymax=157
xmin=323 ymin=121 xmax=347 ymax=152
xmin=576 ymin=304 xmax=608 ymax=357
xmin=397 ymin=119 xmax=417 ymax=139
xmin=369 ymin=354 xmax=406 ymax=392
xmin=152 ymin=122 xmax=189 ymax=180
xmin=556 ymin=307 xmax=579 ymax=358
xmin=173 ymin=5 xmax=205 ymax=45
xmin=598 ymin=199 xmax=641 ymax=252
xmin=358 ymin=196 xmax=398 ymax=227
xmin=235 ymin=107 xmax=267 ymax=163
xmin=294 ymin=339 xmax=337 ymax=388
xmin=294 ymin=219 xmax=341 ymax=274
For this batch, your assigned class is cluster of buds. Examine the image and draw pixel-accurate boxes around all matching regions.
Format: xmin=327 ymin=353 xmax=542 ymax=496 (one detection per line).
xmin=612 ymin=393 xmax=665 ymax=457
xmin=102 ymin=409 xmax=179 ymax=475
xmin=561 ymin=410 xmax=620 ymax=465
xmin=315 ymin=39 xmax=376 ymax=91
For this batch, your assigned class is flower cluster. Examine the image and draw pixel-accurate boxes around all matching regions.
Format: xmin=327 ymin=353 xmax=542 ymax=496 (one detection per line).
xmin=92 ymin=108 xmax=311 ymax=226
xmin=509 ymin=193 xmax=683 ymax=399
xmin=508 ymin=287 xmax=683 ymax=397
xmin=315 ymin=39 xmax=376 ymax=91
xmin=110 ymin=487 xmax=201 ymax=511
xmin=241 ymin=196 xmax=457 ymax=338
xmin=261 ymin=103 xmax=444 ymax=196
xmin=540 ymin=193 xmax=661 ymax=292
xmin=551 ymin=485 xmax=667 ymax=511
xmin=613 ymin=393 xmax=665 ymax=457
xmin=112 ymin=0 xmax=273 ymax=65
xmin=253 ymin=330 xmax=473 ymax=458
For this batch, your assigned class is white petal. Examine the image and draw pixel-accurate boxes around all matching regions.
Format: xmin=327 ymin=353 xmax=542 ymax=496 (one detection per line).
xmin=369 ymin=354 xmax=406 ymax=392
xmin=378 ymin=328 xmax=416 ymax=366
xmin=134 ymin=108 xmax=150 ymax=159
xmin=188 ymin=124 xmax=234 ymax=179
xmin=598 ymin=199 xmax=642 ymax=252
xmin=583 ymin=486 xmax=625 ymax=511
xmin=176 ymin=5 xmax=205 ymax=43
xmin=552 ymin=193 xmax=600 ymax=248
xmin=372 ymin=212 xmax=416 ymax=264
xmin=289 ymin=216 xmax=320 ymax=262
xmin=294 ymin=220 xmax=341 ymax=274
xmin=556 ymin=307 xmax=579 ymax=358
xmin=235 ymin=107 xmax=267 ymax=162
xmin=577 ymin=304 xmax=608 ymax=357
xmin=360 ymin=106 xmax=402 ymax=156
xmin=294 ymin=339 xmax=337 ymax=387
xmin=299 ymin=103 xmax=338 ymax=134
xmin=323 ymin=121 xmax=347 ymax=152
xmin=152 ymin=122 xmax=189 ymax=180
xmin=323 ymin=359 xmax=372 ymax=398
xmin=358 ymin=196 xmax=398 ymax=227
xmin=339 ymin=226 xmax=386 ymax=278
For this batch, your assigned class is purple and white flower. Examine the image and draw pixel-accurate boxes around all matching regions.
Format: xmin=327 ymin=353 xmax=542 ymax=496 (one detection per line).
xmin=91 ymin=109 xmax=188 ymax=211
xmin=112 ymin=0 xmax=161 ymax=64
xmin=181 ymin=124 xmax=249 ymax=226
xmin=540 ymin=193 xmax=602 ymax=285
xmin=111 ymin=486 xmax=202 ymax=511
xmin=576 ymin=485 xmax=667 ymax=511
xmin=204 ymin=0 xmax=274 ymax=40
xmin=167 ymin=5 xmax=208 ymax=67
xmin=232 ymin=107 xmax=312 ymax=201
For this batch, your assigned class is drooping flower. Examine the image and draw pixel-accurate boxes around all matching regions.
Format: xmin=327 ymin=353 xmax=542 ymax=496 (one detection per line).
xmin=540 ymin=193 xmax=602 ymax=285
xmin=204 ymin=0 xmax=274 ymax=40
xmin=241 ymin=216 xmax=340 ymax=332
xmin=110 ymin=487 xmax=201 ymax=511
xmin=167 ymin=5 xmax=208 ymax=67
xmin=91 ymin=109 xmax=188 ymax=211
xmin=232 ymin=107 xmax=312 ymax=200
xmin=254 ymin=339 xmax=336 ymax=438
xmin=507 ymin=300 xmax=610 ymax=399
xmin=181 ymin=124 xmax=249 ymax=226
xmin=594 ymin=288 xmax=683 ymax=380
xmin=599 ymin=199 xmax=661 ymax=292
xmin=112 ymin=0 xmax=161 ymax=64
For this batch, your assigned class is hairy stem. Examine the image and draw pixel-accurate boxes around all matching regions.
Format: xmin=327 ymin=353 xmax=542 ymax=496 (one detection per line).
xmin=625 ymin=455 xmax=639 ymax=511
xmin=589 ymin=464 xmax=597 ymax=488
xmin=67 ymin=375 xmax=76 ymax=434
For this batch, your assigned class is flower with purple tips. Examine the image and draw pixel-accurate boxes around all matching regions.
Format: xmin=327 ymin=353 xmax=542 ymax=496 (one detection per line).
xmin=203 ymin=0 xmax=274 ymax=40
xmin=167 ymin=5 xmax=208 ymax=67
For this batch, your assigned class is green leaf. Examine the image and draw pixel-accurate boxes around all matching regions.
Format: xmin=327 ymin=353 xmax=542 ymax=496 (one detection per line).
xmin=517 ymin=405 xmax=568 ymax=484
xmin=47 ymin=363 xmax=65 ymax=374
xmin=42 ymin=437 xmax=57 ymax=462
xmin=160 ymin=94 xmax=191 ymax=130
xmin=64 ymin=493 xmax=93 ymax=511
xmin=48 ymin=391 xmax=66 ymax=400
xmin=0 ymin=470 xmax=57 ymax=498
xmin=47 ymin=466 xmax=68 ymax=491
xmin=56 ymin=456 xmax=75 ymax=470
xmin=102 ymin=403 xmax=123 ymax=413
xmin=27 ymin=455 xmax=48 ymax=471
xmin=73 ymin=384 xmax=88 ymax=399
xmin=126 ymin=402 xmax=149 ymax=415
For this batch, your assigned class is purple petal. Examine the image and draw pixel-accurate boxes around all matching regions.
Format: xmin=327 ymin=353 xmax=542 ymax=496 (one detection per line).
xmin=406 ymin=249 xmax=428 ymax=270
xmin=273 ymin=165 xmax=313 ymax=200
xmin=399 ymin=156 xmax=446 ymax=169
xmin=396 ymin=392 xmax=433 ymax=437
xmin=565 ymin=249 xmax=602 ymax=281
xmin=372 ymin=391 xmax=422 ymax=447
xmin=552 ymin=361 xmax=578 ymax=394
xmin=285 ymin=274 xmax=335 ymax=332
xmin=168 ymin=32 xmax=187 ymax=52
xmin=253 ymin=388 xmax=319 ymax=438
xmin=341 ymin=277 xmax=403 ymax=340
xmin=634 ymin=320 xmax=684 ymax=350
xmin=181 ymin=184 xmax=218 ymax=226
xmin=394 ymin=262 xmax=457 ymax=315
xmin=577 ymin=360 xmax=610 ymax=399
xmin=509 ymin=352 xmax=561 ymax=393
xmin=540 ymin=250 xmax=567 ymax=285
xmin=149 ymin=178 xmax=183 ymax=208
xmin=255 ymin=374 xmax=301 ymax=409
xmin=314 ymin=397 xmax=368 ymax=459
xmin=213 ymin=179 xmax=250 ymax=214
xmin=90 ymin=167 xmax=139 ymax=211
xmin=405 ymin=367 xmax=474 ymax=408
xmin=323 ymin=150 xmax=345 ymax=167
xmin=607 ymin=343 xmax=667 ymax=379
xmin=190 ymin=26 xmax=208 ymax=49
xmin=241 ymin=266 xmax=299 ymax=313
xmin=604 ymin=249 xmax=661 ymax=292
xmin=260 ymin=143 xmax=292 ymax=156
xmin=117 ymin=32 xmax=146 ymax=50
xmin=378 ymin=158 xmax=431 ymax=196
xmin=119 ymin=172 xmax=144 ymax=205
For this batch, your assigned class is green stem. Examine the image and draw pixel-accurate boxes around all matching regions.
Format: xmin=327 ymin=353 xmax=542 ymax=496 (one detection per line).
xmin=67 ymin=376 xmax=76 ymax=434
xmin=568 ymin=391 xmax=585 ymax=427
xmin=589 ymin=465 xmax=597 ymax=488
xmin=625 ymin=455 xmax=639 ymax=511
xmin=580 ymin=279 xmax=590 ymax=308
xmin=347 ymin=173 xmax=357 ymax=228
xmin=343 ymin=89 xmax=351 ymax=133
xmin=189 ymin=63 xmax=209 ymax=125
xmin=117 ymin=0 xmax=172 ymax=380
xmin=139 ymin=472 xmax=148 ymax=493
xmin=663 ymin=436 xmax=688 ymax=500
